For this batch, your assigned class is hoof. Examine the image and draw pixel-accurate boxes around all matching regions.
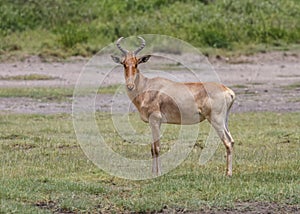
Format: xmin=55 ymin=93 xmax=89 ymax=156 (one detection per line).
xmin=226 ymin=172 xmax=232 ymax=177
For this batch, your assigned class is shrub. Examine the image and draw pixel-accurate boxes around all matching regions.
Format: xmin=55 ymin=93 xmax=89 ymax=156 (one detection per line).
xmin=57 ymin=24 xmax=89 ymax=48
xmin=0 ymin=0 xmax=299 ymax=57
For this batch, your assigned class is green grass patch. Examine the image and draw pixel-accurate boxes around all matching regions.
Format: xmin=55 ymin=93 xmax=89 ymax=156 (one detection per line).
xmin=282 ymin=82 xmax=300 ymax=90
xmin=278 ymin=74 xmax=300 ymax=78
xmin=97 ymin=84 xmax=122 ymax=94
xmin=0 ymin=112 xmax=299 ymax=213
xmin=0 ymin=87 xmax=74 ymax=101
xmin=249 ymin=82 xmax=264 ymax=86
xmin=231 ymin=84 xmax=248 ymax=89
xmin=0 ymin=85 xmax=123 ymax=103
xmin=0 ymin=74 xmax=58 ymax=81
xmin=288 ymin=98 xmax=300 ymax=103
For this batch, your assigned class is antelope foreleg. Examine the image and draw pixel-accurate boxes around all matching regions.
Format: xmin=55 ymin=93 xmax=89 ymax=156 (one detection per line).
xmin=151 ymin=140 xmax=161 ymax=175
xmin=149 ymin=112 xmax=162 ymax=175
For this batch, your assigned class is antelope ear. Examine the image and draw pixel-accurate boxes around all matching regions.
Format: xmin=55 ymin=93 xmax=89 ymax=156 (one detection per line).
xmin=138 ymin=55 xmax=151 ymax=64
xmin=111 ymin=55 xmax=123 ymax=64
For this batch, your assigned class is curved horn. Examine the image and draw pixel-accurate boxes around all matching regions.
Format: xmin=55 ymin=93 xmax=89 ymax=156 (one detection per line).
xmin=116 ymin=37 xmax=128 ymax=55
xmin=134 ymin=36 xmax=146 ymax=55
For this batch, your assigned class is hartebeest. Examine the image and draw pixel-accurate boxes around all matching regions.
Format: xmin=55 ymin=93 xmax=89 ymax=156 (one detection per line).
xmin=111 ymin=37 xmax=235 ymax=176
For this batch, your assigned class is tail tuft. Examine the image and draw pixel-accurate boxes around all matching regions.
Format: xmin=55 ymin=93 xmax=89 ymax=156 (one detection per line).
xmin=226 ymin=87 xmax=235 ymax=109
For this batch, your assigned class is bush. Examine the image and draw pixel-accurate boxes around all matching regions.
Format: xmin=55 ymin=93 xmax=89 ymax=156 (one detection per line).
xmin=0 ymin=0 xmax=299 ymax=57
xmin=57 ymin=24 xmax=89 ymax=48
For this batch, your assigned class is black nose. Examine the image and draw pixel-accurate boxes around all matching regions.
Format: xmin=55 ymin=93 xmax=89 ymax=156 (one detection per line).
xmin=127 ymin=84 xmax=134 ymax=91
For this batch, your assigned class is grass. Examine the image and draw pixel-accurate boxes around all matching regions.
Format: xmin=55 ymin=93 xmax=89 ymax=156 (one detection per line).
xmin=231 ymin=84 xmax=248 ymax=89
xmin=0 ymin=87 xmax=74 ymax=102
xmin=0 ymin=74 xmax=58 ymax=81
xmin=282 ymin=82 xmax=300 ymax=90
xmin=1 ymin=112 xmax=299 ymax=213
xmin=0 ymin=84 xmax=123 ymax=102
xmin=0 ymin=85 xmax=122 ymax=104
xmin=97 ymin=84 xmax=122 ymax=94
xmin=278 ymin=74 xmax=300 ymax=78
xmin=288 ymin=98 xmax=300 ymax=103
xmin=0 ymin=0 xmax=300 ymax=60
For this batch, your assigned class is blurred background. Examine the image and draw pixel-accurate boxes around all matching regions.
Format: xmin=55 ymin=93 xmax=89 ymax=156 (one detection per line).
xmin=0 ymin=0 xmax=299 ymax=60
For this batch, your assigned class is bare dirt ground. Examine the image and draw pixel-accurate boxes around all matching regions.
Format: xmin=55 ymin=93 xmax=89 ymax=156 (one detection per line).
xmin=0 ymin=51 xmax=299 ymax=114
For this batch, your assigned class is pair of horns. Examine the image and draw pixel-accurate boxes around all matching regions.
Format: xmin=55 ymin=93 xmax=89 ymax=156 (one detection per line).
xmin=116 ymin=36 xmax=145 ymax=55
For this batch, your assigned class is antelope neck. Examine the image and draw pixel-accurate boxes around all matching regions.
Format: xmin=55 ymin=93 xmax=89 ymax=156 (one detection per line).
xmin=126 ymin=72 xmax=148 ymax=98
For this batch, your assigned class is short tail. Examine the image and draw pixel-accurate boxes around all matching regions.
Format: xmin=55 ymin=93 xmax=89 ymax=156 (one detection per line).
xmin=225 ymin=87 xmax=235 ymax=109
xmin=225 ymin=87 xmax=235 ymax=130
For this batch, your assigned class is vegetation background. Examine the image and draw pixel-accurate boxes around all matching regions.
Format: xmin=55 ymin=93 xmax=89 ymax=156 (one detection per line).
xmin=0 ymin=0 xmax=300 ymax=60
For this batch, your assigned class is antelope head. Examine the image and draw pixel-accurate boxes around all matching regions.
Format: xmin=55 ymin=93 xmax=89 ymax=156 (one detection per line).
xmin=111 ymin=37 xmax=151 ymax=91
